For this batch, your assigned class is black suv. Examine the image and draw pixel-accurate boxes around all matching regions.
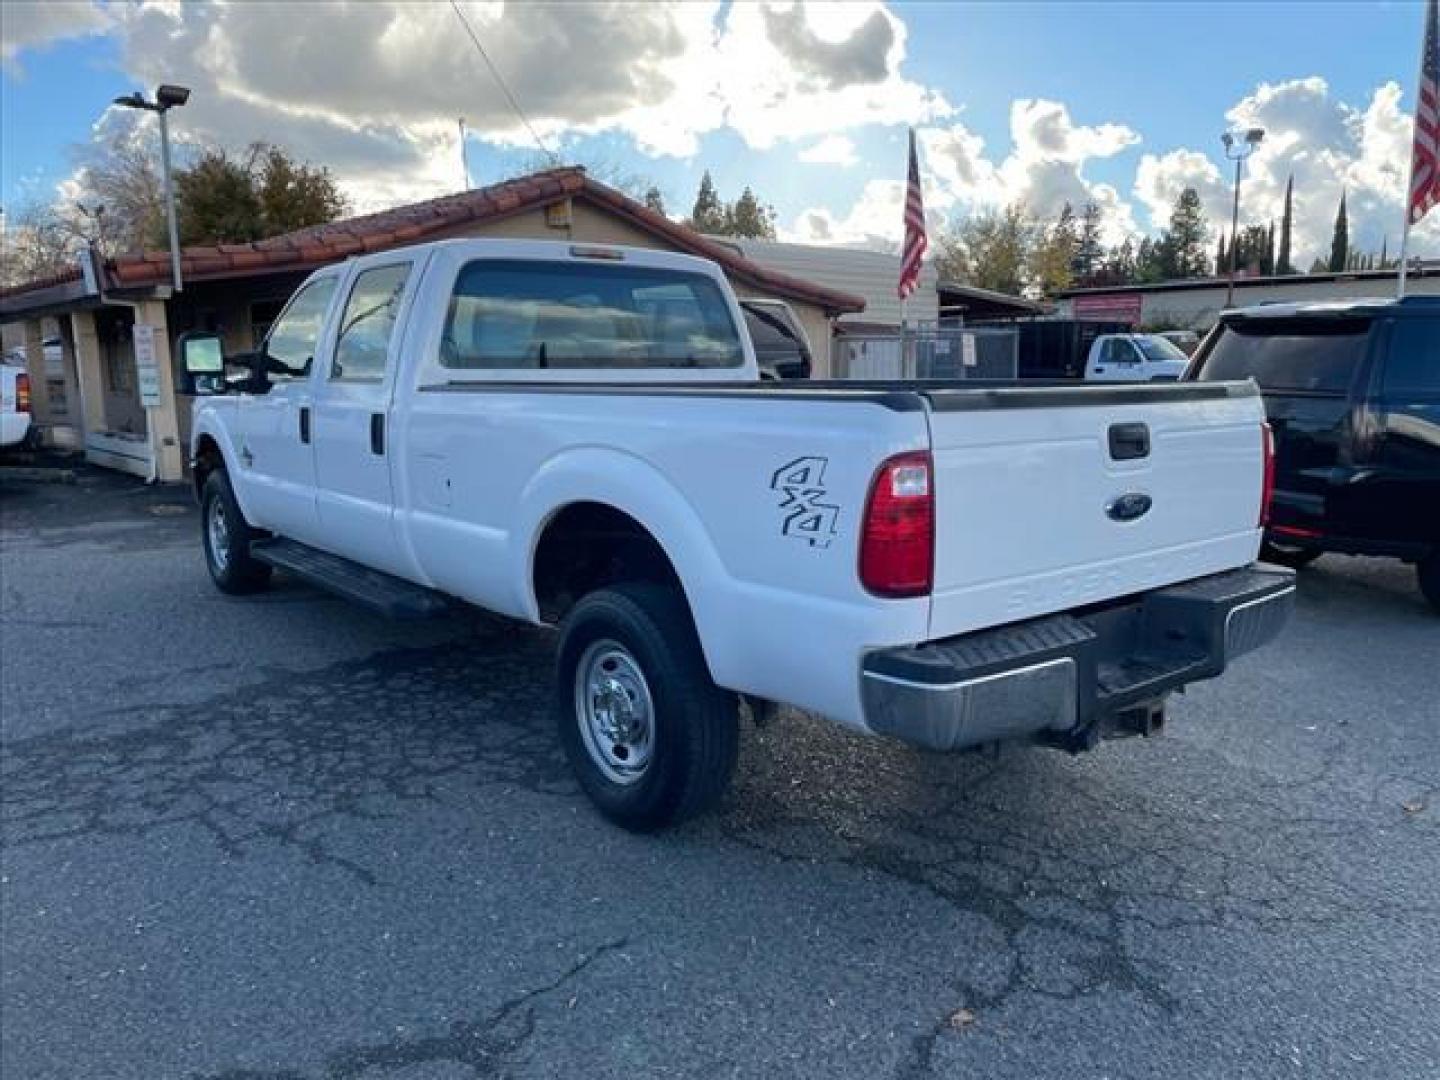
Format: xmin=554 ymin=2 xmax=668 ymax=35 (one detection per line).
xmin=1190 ymin=297 xmax=1440 ymax=611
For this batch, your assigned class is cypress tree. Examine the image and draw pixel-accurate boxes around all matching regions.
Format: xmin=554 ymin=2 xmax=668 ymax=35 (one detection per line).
xmin=1328 ymin=191 xmax=1349 ymax=273
xmin=1216 ymin=232 xmax=1228 ymax=277
xmin=1277 ymin=175 xmax=1295 ymax=274
xmin=1263 ymin=221 xmax=1275 ymax=276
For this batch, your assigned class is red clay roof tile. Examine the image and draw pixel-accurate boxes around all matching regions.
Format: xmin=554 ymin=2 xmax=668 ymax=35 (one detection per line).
xmin=1 ymin=167 xmax=864 ymax=314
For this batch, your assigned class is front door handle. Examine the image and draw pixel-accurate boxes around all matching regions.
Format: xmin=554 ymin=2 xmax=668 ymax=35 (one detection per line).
xmin=299 ymin=406 xmax=311 ymax=444
xmin=370 ymin=413 xmax=385 ymax=456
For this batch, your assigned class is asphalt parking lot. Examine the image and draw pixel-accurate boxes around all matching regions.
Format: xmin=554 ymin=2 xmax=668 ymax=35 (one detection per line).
xmin=2 ymin=468 xmax=1437 ymax=1080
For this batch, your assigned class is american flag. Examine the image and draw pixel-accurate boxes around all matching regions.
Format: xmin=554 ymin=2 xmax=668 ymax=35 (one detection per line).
xmin=1410 ymin=0 xmax=1440 ymax=225
xmin=898 ymin=128 xmax=927 ymax=300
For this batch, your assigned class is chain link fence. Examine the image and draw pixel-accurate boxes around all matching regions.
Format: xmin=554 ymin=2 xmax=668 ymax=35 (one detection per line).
xmin=833 ymin=327 xmax=1018 ymax=381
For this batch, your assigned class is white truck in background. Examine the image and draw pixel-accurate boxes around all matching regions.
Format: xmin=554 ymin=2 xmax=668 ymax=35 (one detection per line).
xmin=1 ymin=358 xmax=33 ymax=450
xmin=182 ymin=238 xmax=1293 ymax=830
xmin=1084 ymin=333 xmax=1192 ymax=382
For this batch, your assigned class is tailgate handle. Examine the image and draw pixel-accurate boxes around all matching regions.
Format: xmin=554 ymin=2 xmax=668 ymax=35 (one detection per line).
xmin=1108 ymin=422 xmax=1150 ymax=461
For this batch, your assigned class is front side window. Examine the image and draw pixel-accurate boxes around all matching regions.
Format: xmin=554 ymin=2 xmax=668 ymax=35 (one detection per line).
xmin=1382 ymin=319 xmax=1440 ymax=396
xmin=1196 ymin=319 xmax=1372 ymax=393
xmin=332 ymin=263 xmax=412 ymax=381
xmin=440 ymin=260 xmax=745 ymax=371
xmin=263 ymin=276 xmax=339 ymax=377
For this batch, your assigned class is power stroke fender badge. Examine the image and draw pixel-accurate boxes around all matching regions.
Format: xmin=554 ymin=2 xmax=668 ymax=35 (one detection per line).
xmin=1106 ymin=491 xmax=1153 ymax=522
xmin=771 ymin=456 xmax=840 ymax=548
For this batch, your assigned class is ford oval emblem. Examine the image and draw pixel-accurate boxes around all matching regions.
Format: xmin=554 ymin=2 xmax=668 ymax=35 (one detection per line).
xmin=1106 ymin=492 xmax=1152 ymax=522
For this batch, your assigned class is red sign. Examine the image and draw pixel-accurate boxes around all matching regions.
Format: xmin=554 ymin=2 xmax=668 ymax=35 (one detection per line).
xmin=1072 ymin=292 xmax=1142 ymax=327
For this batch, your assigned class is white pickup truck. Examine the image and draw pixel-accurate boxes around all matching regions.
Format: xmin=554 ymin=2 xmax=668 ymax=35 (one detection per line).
xmin=183 ymin=238 xmax=1293 ymax=830
xmin=1084 ymin=333 xmax=1192 ymax=382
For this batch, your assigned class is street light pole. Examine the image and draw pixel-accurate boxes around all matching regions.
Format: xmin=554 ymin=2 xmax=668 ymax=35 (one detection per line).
xmin=157 ymin=106 xmax=182 ymax=292
xmin=113 ymin=84 xmax=190 ymax=293
xmin=1222 ymin=127 xmax=1265 ymax=309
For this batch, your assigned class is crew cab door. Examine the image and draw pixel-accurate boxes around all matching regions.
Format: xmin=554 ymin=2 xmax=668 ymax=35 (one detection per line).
xmin=238 ymin=272 xmax=340 ymax=542
xmin=310 ymin=257 xmax=419 ymax=576
xmin=1088 ymin=337 xmax=1140 ymax=381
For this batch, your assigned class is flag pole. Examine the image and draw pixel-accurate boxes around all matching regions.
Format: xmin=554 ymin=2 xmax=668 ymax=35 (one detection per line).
xmin=1399 ymin=0 xmax=1433 ymax=300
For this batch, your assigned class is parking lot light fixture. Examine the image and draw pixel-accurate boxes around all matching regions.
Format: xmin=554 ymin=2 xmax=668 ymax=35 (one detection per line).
xmin=112 ymin=85 xmax=191 ymax=292
xmin=1222 ymin=127 xmax=1265 ymax=308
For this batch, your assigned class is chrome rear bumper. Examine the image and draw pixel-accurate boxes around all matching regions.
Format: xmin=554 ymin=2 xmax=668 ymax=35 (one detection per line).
xmin=861 ymin=565 xmax=1295 ymax=753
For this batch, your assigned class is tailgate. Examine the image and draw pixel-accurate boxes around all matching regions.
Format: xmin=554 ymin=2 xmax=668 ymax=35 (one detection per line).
xmin=924 ymin=382 xmax=1266 ymax=639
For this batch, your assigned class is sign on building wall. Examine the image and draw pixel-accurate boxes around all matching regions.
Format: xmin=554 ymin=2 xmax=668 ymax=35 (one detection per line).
xmin=132 ymin=324 xmax=162 ymax=408
xmin=1073 ymin=293 xmax=1143 ymax=327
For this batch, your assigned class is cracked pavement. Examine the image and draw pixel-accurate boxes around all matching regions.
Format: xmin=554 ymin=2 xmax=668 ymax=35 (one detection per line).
xmin=2 ymin=470 xmax=1438 ymax=1079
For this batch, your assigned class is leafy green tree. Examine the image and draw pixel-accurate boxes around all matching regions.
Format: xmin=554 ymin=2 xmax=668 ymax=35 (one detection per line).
xmin=1160 ymin=187 xmax=1208 ymax=278
xmin=1328 ymin=191 xmax=1349 ymax=272
xmin=1094 ymin=236 xmax=1137 ymax=286
xmin=175 ymin=150 xmax=264 ymax=244
xmin=688 ymin=171 xmax=728 ymax=233
xmin=727 ymin=186 xmax=777 ymax=239
xmin=1277 ymin=175 xmax=1295 ymax=274
xmin=937 ymin=203 xmax=1031 ymax=295
xmin=1073 ymin=201 xmax=1104 ymax=283
xmin=1029 ymin=202 xmax=1078 ymax=295
xmin=256 ymin=146 xmax=347 ymax=235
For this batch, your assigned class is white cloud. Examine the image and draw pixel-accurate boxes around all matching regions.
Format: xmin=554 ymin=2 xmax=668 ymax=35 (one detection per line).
xmin=796 ymin=100 xmax=1141 ymax=251
xmin=798 ymin=135 xmax=859 ymax=166
xmin=54 ymin=1 xmax=947 ymax=210
xmin=0 ymin=0 xmax=111 ymax=76
xmin=1134 ymin=77 xmax=1437 ymax=267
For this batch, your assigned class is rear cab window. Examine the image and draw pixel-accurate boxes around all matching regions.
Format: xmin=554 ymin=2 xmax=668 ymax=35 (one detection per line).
xmin=1194 ymin=316 xmax=1375 ymax=394
xmin=439 ymin=259 xmax=745 ymax=372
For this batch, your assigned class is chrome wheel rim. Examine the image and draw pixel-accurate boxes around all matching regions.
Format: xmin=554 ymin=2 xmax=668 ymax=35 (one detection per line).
xmin=207 ymin=497 xmax=231 ymax=573
xmin=574 ymin=639 xmax=655 ymax=785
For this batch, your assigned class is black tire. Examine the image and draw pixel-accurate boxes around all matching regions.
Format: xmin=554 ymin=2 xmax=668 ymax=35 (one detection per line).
xmin=556 ymin=583 xmax=738 ymax=831
xmin=1418 ymin=553 xmax=1440 ymax=614
xmin=1261 ymin=540 xmax=1323 ymax=569
xmin=200 ymin=469 xmax=272 ymax=595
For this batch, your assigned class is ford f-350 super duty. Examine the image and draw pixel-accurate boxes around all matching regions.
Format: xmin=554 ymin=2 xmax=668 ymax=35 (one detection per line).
xmin=183 ymin=239 xmax=1293 ymax=830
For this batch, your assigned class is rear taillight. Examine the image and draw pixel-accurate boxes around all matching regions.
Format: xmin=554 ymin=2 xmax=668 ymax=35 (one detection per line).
xmin=860 ymin=451 xmax=933 ymax=598
xmin=15 ymin=373 xmax=31 ymax=415
xmin=1259 ymin=422 xmax=1275 ymax=527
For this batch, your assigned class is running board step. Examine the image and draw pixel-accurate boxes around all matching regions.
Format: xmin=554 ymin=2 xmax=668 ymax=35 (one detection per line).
xmin=250 ymin=538 xmax=449 ymax=619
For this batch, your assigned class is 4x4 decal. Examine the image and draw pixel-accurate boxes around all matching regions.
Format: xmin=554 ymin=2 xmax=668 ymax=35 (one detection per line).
xmin=771 ymin=456 xmax=839 ymax=548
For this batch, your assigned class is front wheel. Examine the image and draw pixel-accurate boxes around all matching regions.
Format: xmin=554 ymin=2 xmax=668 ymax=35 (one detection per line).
xmin=556 ymin=583 xmax=738 ymax=831
xmin=201 ymin=470 xmax=272 ymax=595
xmin=1418 ymin=552 xmax=1440 ymax=614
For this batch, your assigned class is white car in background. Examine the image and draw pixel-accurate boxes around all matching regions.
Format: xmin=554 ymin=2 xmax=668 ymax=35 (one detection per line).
xmin=1 ymin=358 xmax=33 ymax=449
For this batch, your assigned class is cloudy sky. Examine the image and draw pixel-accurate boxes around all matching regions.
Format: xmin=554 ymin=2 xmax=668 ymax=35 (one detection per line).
xmin=1 ymin=0 xmax=1433 ymax=268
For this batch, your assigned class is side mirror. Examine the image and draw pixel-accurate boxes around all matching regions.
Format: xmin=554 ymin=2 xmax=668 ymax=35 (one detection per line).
xmin=178 ymin=332 xmax=226 ymax=394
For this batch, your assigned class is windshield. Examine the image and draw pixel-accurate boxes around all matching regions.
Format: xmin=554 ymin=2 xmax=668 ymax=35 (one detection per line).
xmin=441 ymin=260 xmax=745 ymax=370
xmin=1195 ymin=318 xmax=1372 ymax=393
xmin=1134 ymin=336 xmax=1189 ymax=363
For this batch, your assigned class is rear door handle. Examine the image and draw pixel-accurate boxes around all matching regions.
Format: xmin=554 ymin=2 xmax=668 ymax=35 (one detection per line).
xmin=370 ymin=413 xmax=385 ymax=456
xmin=299 ymin=406 xmax=311 ymax=444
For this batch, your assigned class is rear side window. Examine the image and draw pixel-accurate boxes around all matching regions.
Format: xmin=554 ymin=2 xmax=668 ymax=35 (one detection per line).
xmin=440 ymin=260 xmax=744 ymax=370
xmin=1382 ymin=319 xmax=1440 ymax=395
xmin=1197 ymin=319 xmax=1372 ymax=392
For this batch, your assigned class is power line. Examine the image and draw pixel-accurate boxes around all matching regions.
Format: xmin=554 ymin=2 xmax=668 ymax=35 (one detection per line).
xmin=448 ymin=1 xmax=558 ymax=167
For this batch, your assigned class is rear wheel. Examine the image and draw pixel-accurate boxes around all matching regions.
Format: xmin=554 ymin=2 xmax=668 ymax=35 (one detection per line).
xmin=1261 ymin=540 xmax=1323 ymax=569
xmin=1418 ymin=552 xmax=1440 ymax=614
xmin=556 ymin=583 xmax=738 ymax=831
xmin=201 ymin=470 xmax=272 ymax=595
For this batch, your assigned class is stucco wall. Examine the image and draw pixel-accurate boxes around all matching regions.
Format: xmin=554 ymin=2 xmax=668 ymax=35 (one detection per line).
xmin=1060 ymin=273 xmax=1440 ymax=332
